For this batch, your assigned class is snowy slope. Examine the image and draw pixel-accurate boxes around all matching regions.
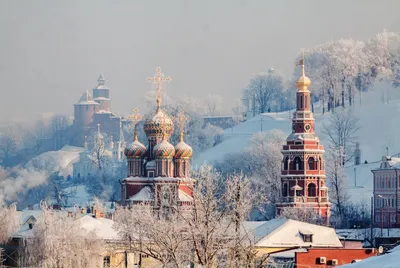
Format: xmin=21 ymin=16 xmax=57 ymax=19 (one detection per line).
xmin=25 ymin=145 xmax=84 ymax=177
xmin=194 ymin=85 xmax=400 ymax=203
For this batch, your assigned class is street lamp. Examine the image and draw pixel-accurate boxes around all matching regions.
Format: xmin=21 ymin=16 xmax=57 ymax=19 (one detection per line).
xmin=377 ymin=195 xmax=390 ymax=237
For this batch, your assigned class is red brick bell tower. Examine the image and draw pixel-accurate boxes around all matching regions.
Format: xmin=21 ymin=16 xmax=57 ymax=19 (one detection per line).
xmin=276 ymin=56 xmax=331 ymax=225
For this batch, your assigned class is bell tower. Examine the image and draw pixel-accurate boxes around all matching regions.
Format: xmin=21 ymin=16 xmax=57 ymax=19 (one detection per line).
xmin=276 ymin=53 xmax=331 ymax=225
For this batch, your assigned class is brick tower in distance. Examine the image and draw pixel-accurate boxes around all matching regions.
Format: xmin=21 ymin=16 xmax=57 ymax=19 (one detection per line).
xmin=276 ymin=56 xmax=331 ymax=225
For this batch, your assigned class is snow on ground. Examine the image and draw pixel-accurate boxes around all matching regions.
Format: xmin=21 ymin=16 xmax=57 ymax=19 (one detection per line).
xmin=25 ymin=145 xmax=84 ymax=177
xmin=194 ymin=85 xmax=400 ymax=203
xmin=63 ymin=185 xmax=92 ymax=207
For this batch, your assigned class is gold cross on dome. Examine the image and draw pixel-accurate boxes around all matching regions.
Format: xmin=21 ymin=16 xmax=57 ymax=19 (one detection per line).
xmin=177 ymin=110 xmax=190 ymax=141
xmin=127 ymin=108 xmax=142 ymax=127
xmin=147 ymin=67 xmax=172 ymax=109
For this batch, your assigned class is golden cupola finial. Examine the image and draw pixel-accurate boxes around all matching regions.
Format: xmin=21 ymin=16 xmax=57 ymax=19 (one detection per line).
xmin=296 ymin=50 xmax=311 ymax=91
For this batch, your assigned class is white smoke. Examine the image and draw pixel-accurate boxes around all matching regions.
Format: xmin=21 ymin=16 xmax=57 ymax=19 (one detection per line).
xmin=0 ymin=166 xmax=48 ymax=204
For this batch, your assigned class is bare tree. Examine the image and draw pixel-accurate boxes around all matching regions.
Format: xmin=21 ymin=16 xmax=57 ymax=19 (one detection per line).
xmin=322 ymin=110 xmax=360 ymax=164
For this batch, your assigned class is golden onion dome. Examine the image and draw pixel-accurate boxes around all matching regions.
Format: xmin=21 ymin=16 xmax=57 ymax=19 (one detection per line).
xmin=153 ymin=139 xmax=175 ymax=159
xmin=143 ymin=107 xmax=174 ymax=140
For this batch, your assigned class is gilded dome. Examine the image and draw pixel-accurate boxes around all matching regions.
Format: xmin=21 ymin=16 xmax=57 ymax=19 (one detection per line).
xmin=296 ymin=74 xmax=311 ymax=89
xmin=143 ymin=109 xmax=174 ymax=139
xmin=153 ymin=139 xmax=175 ymax=159
xmin=124 ymin=140 xmax=147 ymax=158
xmin=174 ymin=141 xmax=193 ymax=159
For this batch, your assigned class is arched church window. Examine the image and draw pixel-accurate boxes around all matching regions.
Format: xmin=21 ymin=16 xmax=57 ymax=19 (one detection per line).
xmin=284 ymin=157 xmax=289 ymax=170
xmin=308 ymin=183 xmax=316 ymax=197
xmin=282 ymin=183 xmax=289 ymax=197
xmin=294 ymin=157 xmax=303 ymax=171
xmin=308 ymin=157 xmax=316 ymax=170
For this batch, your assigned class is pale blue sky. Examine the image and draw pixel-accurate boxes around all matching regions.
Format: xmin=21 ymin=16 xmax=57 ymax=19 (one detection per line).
xmin=0 ymin=0 xmax=399 ymax=121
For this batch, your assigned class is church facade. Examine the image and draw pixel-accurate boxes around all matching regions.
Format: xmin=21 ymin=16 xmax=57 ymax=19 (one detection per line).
xmin=120 ymin=68 xmax=193 ymax=209
xmin=276 ymin=60 xmax=331 ymax=224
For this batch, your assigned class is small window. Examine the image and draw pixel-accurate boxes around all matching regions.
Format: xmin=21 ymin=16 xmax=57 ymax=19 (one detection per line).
xmin=103 ymin=256 xmax=110 ymax=268
xmin=148 ymin=171 xmax=154 ymax=177
xmin=303 ymin=234 xmax=313 ymax=242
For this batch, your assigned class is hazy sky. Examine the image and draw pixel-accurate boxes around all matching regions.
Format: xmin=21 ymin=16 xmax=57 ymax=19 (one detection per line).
xmin=0 ymin=0 xmax=399 ymax=122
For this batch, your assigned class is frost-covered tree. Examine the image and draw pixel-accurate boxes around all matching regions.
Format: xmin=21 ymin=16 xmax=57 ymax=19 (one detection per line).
xmin=244 ymin=69 xmax=284 ymax=113
xmin=204 ymin=93 xmax=223 ymax=116
xmin=0 ymin=202 xmax=20 ymax=243
xmin=217 ymin=129 xmax=285 ymax=208
xmin=22 ymin=203 xmax=105 ymax=268
xmin=114 ymin=203 xmax=192 ymax=268
xmin=325 ymin=148 xmax=349 ymax=226
xmin=114 ymin=165 xmax=266 ymax=267
xmin=322 ymin=110 xmax=360 ymax=164
xmin=279 ymin=206 xmax=321 ymax=224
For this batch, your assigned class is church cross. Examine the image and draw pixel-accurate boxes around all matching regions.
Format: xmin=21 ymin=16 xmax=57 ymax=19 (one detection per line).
xmin=147 ymin=67 xmax=172 ymax=109
xmin=177 ymin=110 xmax=190 ymax=142
xmin=127 ymin=108 xmax=142 ymax=127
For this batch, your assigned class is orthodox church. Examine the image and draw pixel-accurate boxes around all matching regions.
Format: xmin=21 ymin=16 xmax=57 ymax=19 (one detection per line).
xmin=120 ymin=68 xmax=193 ymax=208
xmin=276 ymin=58 xmax=331 ymax=224
xmin=73 ymin=74 xmax=124 ymax=146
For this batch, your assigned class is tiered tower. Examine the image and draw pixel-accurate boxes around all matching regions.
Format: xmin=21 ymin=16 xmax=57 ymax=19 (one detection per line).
xmin=93 ymin=74 xmax=111 ymax=112
xmin=276 ymin=56 xmax=331 ymax=224
xmin=121 ymin=67 xmax=194 ymax=209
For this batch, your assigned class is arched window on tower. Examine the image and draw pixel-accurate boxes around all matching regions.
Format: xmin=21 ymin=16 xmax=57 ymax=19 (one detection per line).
xmin=294 ymin=157 xmax=303 ymax=171
xmin=284 ymin=157 xmax=289 ymax=170
xmin=300 ymin=95 xmax=303 ymax=109
xmin=305 ymin=95 xmax=308 ymax=109
xmin=308 ymin=183 xmax=316 ymax=197
xmin=308 ymin=157 xmax=316 ymax=170
xmin=282 ymin=183 xmax=289 ymax=197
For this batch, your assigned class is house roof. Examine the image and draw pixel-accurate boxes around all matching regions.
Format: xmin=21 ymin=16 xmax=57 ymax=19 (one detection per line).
xmin=244 ymin=218 xmax=342 ymax=248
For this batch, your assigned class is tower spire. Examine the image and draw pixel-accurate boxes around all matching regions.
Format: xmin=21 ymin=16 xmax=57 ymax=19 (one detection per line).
xmin=147 ymin=67 xmax=172 ymax=111
xmin=98 ymin=74 xmax=105 ymax=86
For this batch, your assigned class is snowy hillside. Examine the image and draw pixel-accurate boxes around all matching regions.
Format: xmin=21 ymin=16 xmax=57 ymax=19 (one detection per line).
xmin=194 ymin=85 xmax=400 ymax=203
xmin=25 ymin=145 xmax=83 ymax=177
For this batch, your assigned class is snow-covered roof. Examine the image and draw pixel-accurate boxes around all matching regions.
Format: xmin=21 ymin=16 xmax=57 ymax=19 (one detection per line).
xmin=14 ymin=210 xmax=119 ymax=240
xmin=340 ymin=249 xmax=400 ymax=268
xmin=95 ymin=85 xmax=109 ymax=90
xmin=94 ymin=97 xmax=110 ymax=101
xmin=129 ymin=186 xmax=153 ymax=201
xmin=77 ymin=215 xmax=119 ymax=240
xmin=178 ymin=189 xmax=193 ymax=202
xmin=244 ymin=218 xmax=342 ymax=248
xmin=76 ymin=90 xmax=99 ymax=105
xmin=124 ymin=176 xmax=182 ymax=182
